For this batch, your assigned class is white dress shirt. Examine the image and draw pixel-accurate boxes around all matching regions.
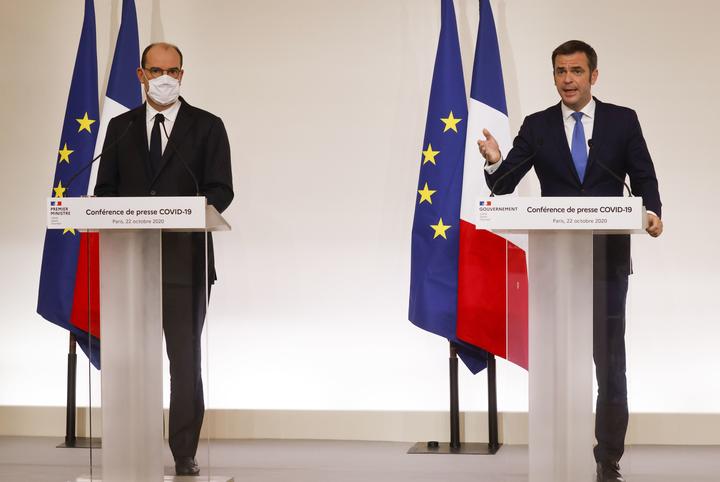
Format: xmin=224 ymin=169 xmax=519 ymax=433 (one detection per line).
xmin=146 ymin=99 xmax=182 ymax=154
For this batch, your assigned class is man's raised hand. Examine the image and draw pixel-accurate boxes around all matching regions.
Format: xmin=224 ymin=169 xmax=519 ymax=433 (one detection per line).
xmin=477 ymin=128 xmax=501 ymax=164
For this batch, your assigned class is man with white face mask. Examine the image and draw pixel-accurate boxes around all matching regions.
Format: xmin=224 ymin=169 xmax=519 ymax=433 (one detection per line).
xmin=95 ymin=42 xmax=233 ymax=477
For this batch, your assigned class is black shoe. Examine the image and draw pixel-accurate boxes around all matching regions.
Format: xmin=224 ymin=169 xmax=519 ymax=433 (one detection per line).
xmin=596 ymin=461 xmax=625 ymax=482
xmin=175 ymin=456 xmax=200 ymax=476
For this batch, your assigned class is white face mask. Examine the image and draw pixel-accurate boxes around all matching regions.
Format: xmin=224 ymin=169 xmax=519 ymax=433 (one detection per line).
xmin=145 ymin=74 xmax=180 ymax=106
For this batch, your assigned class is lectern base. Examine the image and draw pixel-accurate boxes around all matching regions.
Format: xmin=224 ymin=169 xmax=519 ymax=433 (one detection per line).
xmin=75 ymin=476 xmax=234 ymax=482
xmin=407 ymin=441 xmax=501 ymax=455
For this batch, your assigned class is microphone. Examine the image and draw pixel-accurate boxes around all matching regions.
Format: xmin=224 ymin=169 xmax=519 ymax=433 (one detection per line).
xmin=587 ymin=139 xmax=633 ymax=197
xmin=65 ymin=118 xmax=136 ymax=190
xmin=157 ymin=114 xmax=200 ymax=196
xmin=489 ymin=138 xmax=543 ymax=196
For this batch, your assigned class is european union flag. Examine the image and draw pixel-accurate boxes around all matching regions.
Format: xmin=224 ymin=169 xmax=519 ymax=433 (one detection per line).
xmin=37 ymin=0 xmax=100 ymax=365
xmin=409 ymin=0 xmax=488 ymax=373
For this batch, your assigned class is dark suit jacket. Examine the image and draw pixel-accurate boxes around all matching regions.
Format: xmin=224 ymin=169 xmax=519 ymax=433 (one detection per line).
xmin=485 ymin=98 xmax=661 ymax=276
xmin=94 ymin=98 xmax=234 ymax=284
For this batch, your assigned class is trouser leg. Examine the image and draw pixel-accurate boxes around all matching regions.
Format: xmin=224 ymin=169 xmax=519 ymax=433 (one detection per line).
xmin=593 ymin=274 xmax=629 ymax=464
xmin=163 ymin=280 xmax=209 ymax=459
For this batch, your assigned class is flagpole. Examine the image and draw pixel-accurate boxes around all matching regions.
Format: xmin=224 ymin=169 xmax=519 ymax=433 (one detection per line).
xmin=449 ymin=343 xmax=461 ymax=449
xmin=64 ymin=333 xmax=77 ymax=446
xmin=487 ymin=353 xmax=500 ymax=452
xmin=407 ymin=343 xmax=502 ymax=455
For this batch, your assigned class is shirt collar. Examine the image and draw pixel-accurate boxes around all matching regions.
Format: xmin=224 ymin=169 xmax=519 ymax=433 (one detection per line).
xmin=561 ymin=98 xmax=595 ymax=120
xmin=146 ymin=99 xmax=182 ymax=124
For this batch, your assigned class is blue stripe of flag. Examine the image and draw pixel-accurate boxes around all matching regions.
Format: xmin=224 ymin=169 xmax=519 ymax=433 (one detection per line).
xmin=469 ymin=0 xmax=507 ymax=115
xmin=107 ymin=0 xmax=142 ymax=109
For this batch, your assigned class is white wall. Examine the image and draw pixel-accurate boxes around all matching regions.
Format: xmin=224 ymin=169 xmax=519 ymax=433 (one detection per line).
xmin=0 ymin=0 xmax=718 ymax=416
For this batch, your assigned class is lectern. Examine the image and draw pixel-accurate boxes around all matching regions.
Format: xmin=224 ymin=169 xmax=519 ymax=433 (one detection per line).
xmin=47 ymin=196 xmax=230 ymax=482
xmin=475 ymin=196 xmax=646 ymax=482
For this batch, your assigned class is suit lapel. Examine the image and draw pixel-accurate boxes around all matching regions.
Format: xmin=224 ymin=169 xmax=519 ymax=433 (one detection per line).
xmin=586 ymin=97 xmax=606 ymax=177
xmin=127 ymin=105 xmax=154 ymax=185
xmin=150 ymin=99 xmax=195 ymax=185
xmin=549 ymin=102 xmax=582 ymax=186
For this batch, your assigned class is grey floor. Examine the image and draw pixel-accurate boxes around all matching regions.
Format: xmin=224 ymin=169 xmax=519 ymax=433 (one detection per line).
xmin=1 ymin=437 xmax=719 ymax=482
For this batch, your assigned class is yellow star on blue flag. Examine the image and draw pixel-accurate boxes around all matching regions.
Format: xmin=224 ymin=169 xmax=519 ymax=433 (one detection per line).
xmin=76 ymin=112 xmax=96 ymax=133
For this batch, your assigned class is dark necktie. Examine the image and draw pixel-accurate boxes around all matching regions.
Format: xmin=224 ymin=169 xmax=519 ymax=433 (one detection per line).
xmin=150 ymin=113 xmax=164 ymax=176
xmin=571 ymin=111 xmax=588 ymax=182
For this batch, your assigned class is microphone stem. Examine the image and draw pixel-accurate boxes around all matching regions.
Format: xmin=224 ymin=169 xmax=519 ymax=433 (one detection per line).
xmin=159 ymin=121 xmax=201 ymax=197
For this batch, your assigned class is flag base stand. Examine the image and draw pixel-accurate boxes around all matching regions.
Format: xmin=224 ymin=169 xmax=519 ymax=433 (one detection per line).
xmin=57 ymin=333 xmax=102 ymax=450
xmin=57 ymin=438 xmax=101 ymax=449
xmin=408 ymin=343 xmax=501 ymax=455
xmin=407 ymin=441 xmax=500 ymax=455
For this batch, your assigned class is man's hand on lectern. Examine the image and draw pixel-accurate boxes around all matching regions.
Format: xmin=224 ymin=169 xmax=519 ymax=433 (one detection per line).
xmin=646 ymin=213 xmax=663 ymax=237
xmin=477 ymin=128 xmax=502 ymax=164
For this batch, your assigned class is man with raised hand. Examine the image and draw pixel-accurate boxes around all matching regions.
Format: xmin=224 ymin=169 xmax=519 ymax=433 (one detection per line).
xmin=478 ymin=40 xmax=662 ymax=482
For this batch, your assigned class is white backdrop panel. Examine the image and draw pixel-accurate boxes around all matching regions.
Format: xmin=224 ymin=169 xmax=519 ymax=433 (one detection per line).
xmin=0 ymin=0 xmax=718 ymax=414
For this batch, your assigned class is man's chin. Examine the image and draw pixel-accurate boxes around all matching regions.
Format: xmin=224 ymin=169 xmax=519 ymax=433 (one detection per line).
xmin=562 ymin=94 xmax=589 ymax=110
xmin=562 ymin=93 xmax=578 ymax=104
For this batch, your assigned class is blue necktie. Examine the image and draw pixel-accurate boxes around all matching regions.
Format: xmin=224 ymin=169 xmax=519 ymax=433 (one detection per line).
xmin=571 ymin=111 xmax=587 ymax=182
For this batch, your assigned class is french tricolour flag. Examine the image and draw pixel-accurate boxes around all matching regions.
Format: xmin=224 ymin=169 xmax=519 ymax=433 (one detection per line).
xmin=456 ymin=0 xmax=529 ymax=370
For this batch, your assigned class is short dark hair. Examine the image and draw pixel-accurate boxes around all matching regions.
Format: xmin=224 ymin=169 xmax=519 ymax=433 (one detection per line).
xmin=141 ymin=42 xmax=183 ymax=68
xmin=552 ymin=40 xmax=597 ymax=72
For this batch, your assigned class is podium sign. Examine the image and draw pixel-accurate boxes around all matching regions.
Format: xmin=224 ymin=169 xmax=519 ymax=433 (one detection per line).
xmin=475 ymin=196 xmax=645 ymax=231
xmin=47 ymin=196 xmax=206 ymax=230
